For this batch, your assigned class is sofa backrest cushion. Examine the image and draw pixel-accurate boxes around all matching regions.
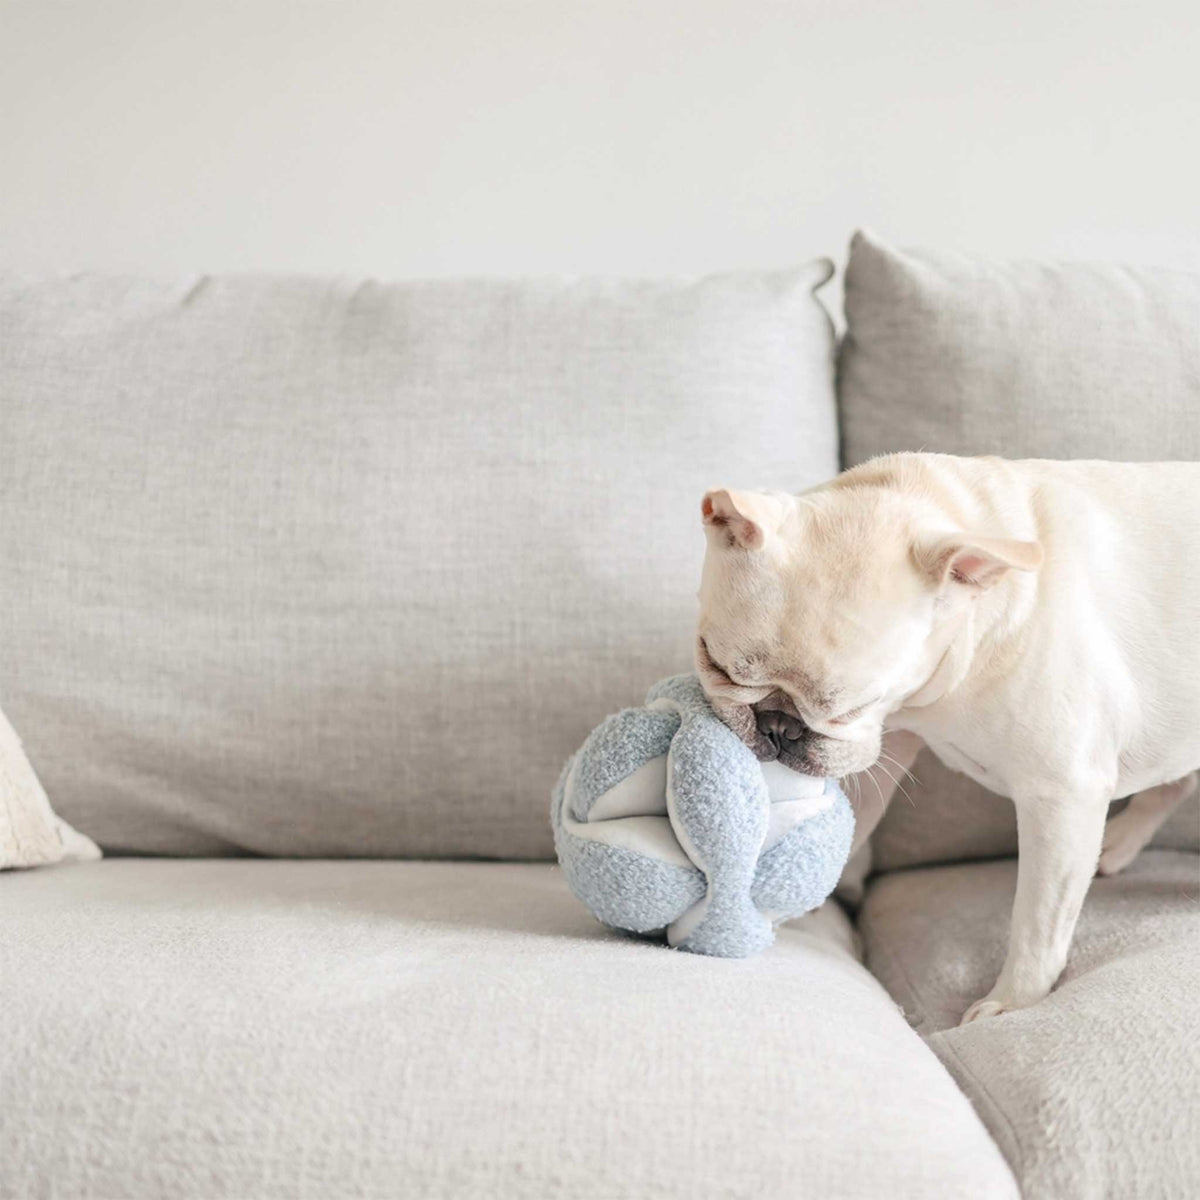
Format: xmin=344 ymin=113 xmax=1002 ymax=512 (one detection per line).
xmin=839 ymin=231 xmax=1200 ymax=870
xmin=1 ymin=265 xmax=839 ymax=858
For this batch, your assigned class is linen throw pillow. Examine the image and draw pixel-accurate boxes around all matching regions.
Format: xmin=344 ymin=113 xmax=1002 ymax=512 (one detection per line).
xmin=0 ymin=264 xmax=839 ymax=859
xmin=0 ymin=703 xmax=99 ymax=869
xmin=839 ymin=231 xmax=1200 ymax=869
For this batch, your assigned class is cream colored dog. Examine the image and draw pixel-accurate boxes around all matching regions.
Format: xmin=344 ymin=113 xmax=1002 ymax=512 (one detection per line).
xmin=696 ymin=452 xmax=1199 ymax=1023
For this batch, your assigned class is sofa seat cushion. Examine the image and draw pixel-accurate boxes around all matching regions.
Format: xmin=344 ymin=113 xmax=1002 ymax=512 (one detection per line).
xmin=1 ymin=859 xmax=1015 ymax=1200
xmin=859 ymin=851 xmax=1200 ymax=1200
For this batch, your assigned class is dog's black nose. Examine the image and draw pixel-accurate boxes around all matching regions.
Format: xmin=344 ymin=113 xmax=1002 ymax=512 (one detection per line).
xmin=755 ymin=709 xmax=807 ymax=756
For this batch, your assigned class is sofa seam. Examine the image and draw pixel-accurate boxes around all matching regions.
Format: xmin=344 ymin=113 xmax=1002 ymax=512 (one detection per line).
xmin=863 ymin=914 xmax=1026 ymax=1192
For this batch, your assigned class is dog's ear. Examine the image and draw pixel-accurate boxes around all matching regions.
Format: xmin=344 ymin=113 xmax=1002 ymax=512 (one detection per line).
xmin=915 ymin=533 xmax=1044 ymax=590
xmin=701 ymin=488 xmax=788 ymax=551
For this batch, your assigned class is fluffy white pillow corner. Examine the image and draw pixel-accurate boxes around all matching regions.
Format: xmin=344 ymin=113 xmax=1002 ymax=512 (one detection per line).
xmin=1 ymin=706 xmax=100 ymax=870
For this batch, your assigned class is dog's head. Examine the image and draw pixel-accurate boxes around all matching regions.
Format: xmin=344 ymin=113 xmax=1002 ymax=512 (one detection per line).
xmin=695 ymin=481 xmax=1041 ymax=777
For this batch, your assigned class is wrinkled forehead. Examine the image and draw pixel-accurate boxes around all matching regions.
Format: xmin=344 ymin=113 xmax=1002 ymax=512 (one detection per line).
xmin=697 ymin=493 xmax=919 ymax=698
xmin=700 ymin=593 xmax=893 ymax=715
xmin=700 ymin=556 xmax=811 ymax=665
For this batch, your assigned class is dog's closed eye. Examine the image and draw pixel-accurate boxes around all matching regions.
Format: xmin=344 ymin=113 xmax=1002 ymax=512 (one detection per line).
xmin=824 ymin=696 xmax=882 ymax=726
xmin=696 ymin=637 xmax=731 ymax=686
xmin=697 ymin=637 xmax=761 ymax=690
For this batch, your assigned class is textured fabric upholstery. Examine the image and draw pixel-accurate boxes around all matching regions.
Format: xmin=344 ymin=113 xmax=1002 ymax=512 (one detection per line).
xmin=867 ymin=765 xmax=1199 ymax=873
xmin=0 ymin=266 xmax=838 ymax=858
xmin=840 ymin=230 xmax=1200 ymax=468
xmin=0 ymin=859 xmax=1016 ymax=1200
xmin=859 ymin=851 xmax=1200 ymax=1200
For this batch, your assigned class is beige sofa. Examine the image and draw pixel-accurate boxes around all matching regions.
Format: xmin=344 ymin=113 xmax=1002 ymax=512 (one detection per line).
xmin=2 ymin=233 xmax=1197 ymax=1199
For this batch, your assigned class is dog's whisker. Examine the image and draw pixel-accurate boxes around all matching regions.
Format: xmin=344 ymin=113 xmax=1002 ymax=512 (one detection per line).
xmin=844 ymin=772 xmax=862 ymax=808
xmin=875 ymin=759 xmax=916 ymax=808
xmin=879 ymin=750 xmax=917 ymax=782
xmin=880 ymin=751 xmax=921 ymax=791
xmin=865 ymin=766 xmax=885 ymax=813
xmin=879 ymin=755 xmax=920 ymax=796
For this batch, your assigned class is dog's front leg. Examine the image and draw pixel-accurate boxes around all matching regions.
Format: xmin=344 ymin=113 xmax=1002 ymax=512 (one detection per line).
xmin=961 ymin=790 xmax=1108 ymax=1024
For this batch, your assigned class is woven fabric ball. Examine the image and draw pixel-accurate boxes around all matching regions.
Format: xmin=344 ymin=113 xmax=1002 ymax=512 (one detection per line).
xmin=551 ymin=674 xmax=854 ymax=957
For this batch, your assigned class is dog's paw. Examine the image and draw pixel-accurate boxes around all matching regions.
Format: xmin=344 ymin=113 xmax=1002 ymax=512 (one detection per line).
xmin=961 ymin=983 xmax=1052 ymax=1025
xmin=960 ymin=997 xmax=1011 ymax=1026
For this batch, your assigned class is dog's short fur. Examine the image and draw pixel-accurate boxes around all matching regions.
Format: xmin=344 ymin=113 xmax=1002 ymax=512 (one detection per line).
xmin=696 ymin=452 xmax=1200 ymax=1023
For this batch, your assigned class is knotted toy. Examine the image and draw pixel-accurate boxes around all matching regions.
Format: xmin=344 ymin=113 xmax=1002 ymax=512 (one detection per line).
xmin=551 ymin=674 xmax=853 ymax=957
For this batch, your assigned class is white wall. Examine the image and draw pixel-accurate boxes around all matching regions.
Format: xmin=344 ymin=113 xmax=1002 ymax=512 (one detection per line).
xmin=3 ymin=0 xmax=1198 ymax=315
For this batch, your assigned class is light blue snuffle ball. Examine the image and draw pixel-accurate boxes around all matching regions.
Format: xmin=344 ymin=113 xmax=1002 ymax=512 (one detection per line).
xmin=551 ymin=674 xmax=854 ymax=958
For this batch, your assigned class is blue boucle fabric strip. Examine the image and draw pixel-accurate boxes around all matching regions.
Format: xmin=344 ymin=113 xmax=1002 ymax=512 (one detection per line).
xmin=663 ymin=692 xmax=774 ymax=957
xmin=567 ymin=707 xmax=680 ymax=822
xmin=552 ymin=758 xmax=704 ymax=932
xmin=752 ymin=797 xmax=854 ymax=914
